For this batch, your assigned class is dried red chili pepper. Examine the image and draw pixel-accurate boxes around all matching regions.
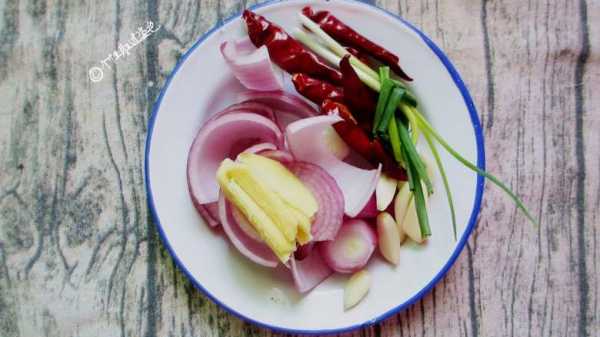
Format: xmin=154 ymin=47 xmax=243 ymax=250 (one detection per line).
xmin=292 ymin=73 xmax=344 ymax=105
xmin=339 ymin=55 xmax=377 ymax=126
xmin=321 ymin=99 xmax=357 ymax=124
xmin=243 ymin=10 xmax=343 ymax=85
xmin=321 ymin=100 xmax=407 ymax=180
xmin=291 ymin=71 xmax=368 ymax=132
xmin=292 ymin=72 xmax=369 ymax=131
xmin=302 ymin=6 xmax=413 ymax=81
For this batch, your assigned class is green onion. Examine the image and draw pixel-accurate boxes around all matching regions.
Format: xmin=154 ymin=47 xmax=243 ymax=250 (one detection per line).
xmin=422 ymin=129 xmax=457 ymax=239
xmin=401 ymin=103 xmax=420 ymax=144
xmin=411 ymin=165 xmax=431 ymax=237
xmin=376 ymin=87 xmax=405 ymax=135
xmin=379 ymin=80 xmax=432 ymax=238
xmin=411 ymin=122 xmax=420 ymax=145
xmin=403 ymin=151 xmax=431 ymax=238
xmin=396 ymin=120 xmax=433 ymax=194
xmin=401 ymin=146 xmax=415 ymax=190
xmin=407 ymin=104 xmax=539 ymax=226
xmin=387 ymin=116 xmax=403 ymax=162
xmin=298 ymin=13 xmax=380 ymax=81
xmin=379 ymin=66 xmax=390 ymax=81
xmin=374 ymin=73 xmax=393 ymax=134
xmin=293 ymin=29 xmax=342 ymax=66
xmin=292 ymin=29 xmax=382 ymax=91
xmin=391 ymin=80 xmax=417 ymax=107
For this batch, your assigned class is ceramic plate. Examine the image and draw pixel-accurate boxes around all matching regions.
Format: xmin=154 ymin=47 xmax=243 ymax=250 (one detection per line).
xmin=145 ymin=0 xmax=484 ymax=334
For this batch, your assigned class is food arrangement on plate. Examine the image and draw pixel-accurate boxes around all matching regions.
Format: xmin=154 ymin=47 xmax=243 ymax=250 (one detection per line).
xmin=186 ymin=6 xmax=536 ymax=310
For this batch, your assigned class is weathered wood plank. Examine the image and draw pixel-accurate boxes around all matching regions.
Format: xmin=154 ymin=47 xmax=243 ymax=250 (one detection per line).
xmin=581 ymin=0 xmax=600 ymax=335
xmin=473 ymin=1 xmax=598 ymax=336
xmin=0 ymin=0 xmax=153 ymax=336
xmin=0 ymin=0 xmax=598 ymax=337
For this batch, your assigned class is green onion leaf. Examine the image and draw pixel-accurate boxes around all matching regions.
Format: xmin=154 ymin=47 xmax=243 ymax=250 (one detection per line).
xmin=391 ymin=79 xmax=417 ymax=106
xmin=403 ymin=103 xmax=421 ymax=145
xmin=377 ymin=87 xmax=405 ymax=135
xmin=379 ymin=66 xmax=390 ymax=80
xmin=374 ymin=73 xmax=393 ymax=134
xmin=396 ymin=119 xmax=433 ymax=194
xmin=422 ymin=129 xmax=457 ymax=240
xmin=402 ymin=145 xmax=415 ymax=191
xmin=403 ymin=93 xmax=418 ymax=107
xmin=407 ymin=104 xmax=539 ymax=226
xmin=387 ymin=116 xmax=403 ymax=162
xmin=411 ymin=166 xmax=432 ymax=237
xmin=410 ymin=120 xmax=420 ymax=145
xmin=403 ymin=142 xmax=431 ymax=238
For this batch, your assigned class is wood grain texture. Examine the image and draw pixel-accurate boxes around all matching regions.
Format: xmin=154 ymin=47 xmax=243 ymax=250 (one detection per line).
xmin=0 ymin=0 xmax=598 ymax=336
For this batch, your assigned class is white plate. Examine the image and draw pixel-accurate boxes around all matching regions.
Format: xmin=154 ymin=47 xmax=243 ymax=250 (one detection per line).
xmin=145 ymin=0 xmax=484 ymax=334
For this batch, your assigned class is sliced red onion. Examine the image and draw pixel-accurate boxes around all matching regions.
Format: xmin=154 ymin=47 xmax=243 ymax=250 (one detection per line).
xmin=319 ymin=219 xmax=377 ymax=274
xmin=228 ymin=139 xmax=266 ymax=158
xmin=294 ymin=242 xmax=315 ymax=260
xmin=187 ymin=112 xmax=282 ymax=204
xmin=275 ymin=111 xmax=305 ymax=130
xmin=272 ymin=263 xmax=294 ymax=283
xmin=241 ymin=142 xmax=277 ymax=155
xmin=220 ymin=37 xmax=282 ymax=91
xmin=204 ymin=202 xmax=219 ymax=219
xmin=237 ymin=90 xmax=318 ymax=129
xmin=206 ymin=101 xmax=276 ymax=124
xmin=355 ymin=194 xmax=378 ymax=219
xmin=218 ymin=194 xmax=279 ymax=268
xmin=289 ymin=162 xmax=344 ymax=241
xmin=290 ymin=251 xmax=333 ymax=293
xmin=286 ymin=115 xmax=382 ymax=217
xmin=194 ymin=202 xmax=220 ymax=227
xmin=260 ymin=150 xmax=295 ymax=164
xmin=323 ymin=125 xmax=350 ymax=160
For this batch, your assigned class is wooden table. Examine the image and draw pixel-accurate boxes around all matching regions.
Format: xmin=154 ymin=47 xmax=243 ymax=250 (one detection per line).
xmin=0 ymin=0 xmax=598 ymax=336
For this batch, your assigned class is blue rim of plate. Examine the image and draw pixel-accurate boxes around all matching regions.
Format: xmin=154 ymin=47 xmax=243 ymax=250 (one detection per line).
xmin=144 ymin=0 xmax=485 ymax=334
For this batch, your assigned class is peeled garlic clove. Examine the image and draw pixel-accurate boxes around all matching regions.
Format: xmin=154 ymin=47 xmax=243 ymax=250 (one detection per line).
xmin=397 ymin=220 xmax=406 ymax=244
xmin=376 ymin=174 xmax=398 ymax=211
xmin=402 ymin=189 xmax=429 ymax=244
xmin=377 ymin=212 xmax=400 ymax=265
xmin=402 ymin=197 xmax=422 ymax=243
xmin=344 ymin=270 xmax=371 ymax=310
xmin=394 ymin=182 xmax=411 ymax=242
